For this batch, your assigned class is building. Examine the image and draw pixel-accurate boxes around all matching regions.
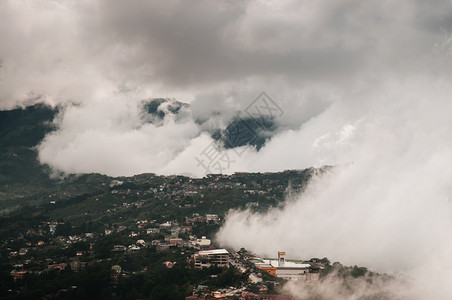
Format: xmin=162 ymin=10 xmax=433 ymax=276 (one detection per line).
xmin=254 ymin=251 xmax=312 ymax=281
xmin=157 ymin=243 xmax=170 ymax=252
xmin=255 ymin=263 xmax=276 ymax=276
xmin=194 ymin=249 xmax=229 ymax=268
xmin=194 ymin=236 xmax=211 ymax=247
xmin=146 ymin=228 xmax=159 ymax=235
xmin=205 ymin=214 xmax=220 ymax=222
xmin=169 ymin=238 xmax=183 ymax=246
xmin=112 ymin=245 xmax=126 ymax=252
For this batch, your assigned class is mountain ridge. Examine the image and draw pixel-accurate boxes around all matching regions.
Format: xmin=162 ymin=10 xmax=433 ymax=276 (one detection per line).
xmin=0 ymin=102 xmax=296 ymax=211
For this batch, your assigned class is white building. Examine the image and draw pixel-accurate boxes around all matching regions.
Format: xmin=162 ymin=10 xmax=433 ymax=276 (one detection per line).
xmin=194 ymin=249 xmax=229 ymax=268
xmin=195 ymin=236 xmax=211 ymax=247
xmin=254 ymin=251 xmax=312 ymax=281
xmin=205 ymin=214 xmax=220 ymax=222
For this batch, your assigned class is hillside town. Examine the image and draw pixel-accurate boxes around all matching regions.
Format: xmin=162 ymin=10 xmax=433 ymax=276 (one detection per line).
xmin=4 ymin=209 xmax=328 ymax=299
xmin=1 ymin=169 xmax=378 ymax=300
xmin=0 ymin=171 xmax=338 ymax=299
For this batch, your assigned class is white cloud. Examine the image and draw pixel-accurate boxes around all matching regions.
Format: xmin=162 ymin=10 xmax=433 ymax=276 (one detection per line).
xmin=217 ymin=78 xmax=452 ymax=297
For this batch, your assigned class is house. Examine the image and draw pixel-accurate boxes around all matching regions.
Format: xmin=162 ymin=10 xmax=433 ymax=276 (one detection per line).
xmin=10 ymin=270 xmax=28 ymax=279
xmin=163 ymin=261 xmax=176 ymax=268
xmin=157 ymin=243 xmax=170 ymax=252
xmin=128 ymin=245 xmax=140 ymax=251
xmin=169 ymin=238 xmax=183 ymax=246
xmin=70 ymin=259 xmax=86 ymax=272
xmin=49 ymin=224 xmax=57 ymax=234
xmin=109 ymin=180 xmax=123 ymax=187
xmin=252 ymin=295 xmax=294 ymax=300
xmin=159 ymin=221 xmax=172 ymax=229
xmin=68 ymin=235 xmax=81 ymax=242
xmin=205 ymin=214 xmax=220 ymax=222
xmin=112 ymin=265 xmax=121 ymax=274
xmin=181 ymin=225 xmax=192 ymax=233
xmin=146 ymin=228 xmax=159 ymax=235
xmin=52 ymin=263 xmax=67 ymax=271
xmin=112 ymin=245 xmax=126 ymax=252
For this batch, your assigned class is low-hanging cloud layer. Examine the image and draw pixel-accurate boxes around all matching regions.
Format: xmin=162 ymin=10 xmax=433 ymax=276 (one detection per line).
xmin=3 ymin=0 xmax=452 ymax=298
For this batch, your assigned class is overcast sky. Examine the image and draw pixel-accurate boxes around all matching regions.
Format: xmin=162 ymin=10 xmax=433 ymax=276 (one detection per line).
xmin=3 ymin=1 xmax=452 ymax=298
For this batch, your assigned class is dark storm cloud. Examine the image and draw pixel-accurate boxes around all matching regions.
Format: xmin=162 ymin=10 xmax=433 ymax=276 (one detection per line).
xmin=72 ymin=0 xmax=398 ymax=87
xmin=2 ymin=0 xmax=452 ymax=109
xmin=73 ymin=0 xmax=249 ymax=87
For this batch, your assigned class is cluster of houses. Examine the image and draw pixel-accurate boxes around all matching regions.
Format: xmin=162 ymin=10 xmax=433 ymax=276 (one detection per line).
xmin=4 ymin=171 xmax=319 ymax=298
xmin=6 ymin=212 xmax=224 ymax=280
xmin=7 ymin=210 xmax=325 ymax=300
xmin=186 ymin=289 xmax=295 ymax=300
xmin=105 ymin=172 xmax=292 ymax=213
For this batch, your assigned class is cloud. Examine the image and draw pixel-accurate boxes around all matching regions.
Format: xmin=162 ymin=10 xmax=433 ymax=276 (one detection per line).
xmin=3 ymin=1 xmax=452 ymax=296
xmin=217 ymin=78 xmax=452 ymax=297
xmin=37 ymin=97 xmax=202 ymax=177
xmin=282 ymin=270 xmax=408 ymax=300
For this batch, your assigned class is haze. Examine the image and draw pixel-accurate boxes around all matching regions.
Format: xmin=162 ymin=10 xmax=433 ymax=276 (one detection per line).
xmin=2 ymin=0 xmax=452 ymax=298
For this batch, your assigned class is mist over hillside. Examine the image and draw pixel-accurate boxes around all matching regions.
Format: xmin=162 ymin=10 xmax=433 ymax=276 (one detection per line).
xmin=3 ymin=1 xmax=452 ymax=299
xmin=0 ymin=102 xmax=284 ymax=211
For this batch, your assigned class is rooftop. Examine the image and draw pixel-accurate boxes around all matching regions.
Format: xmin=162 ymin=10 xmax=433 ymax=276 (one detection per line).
xmin=255 ymin=264 xmax=274 ymax=268
xmin=262 ymin=259 xmax=310 ymax=269
xmin=197 ymin=249 xmax=229 ymax=255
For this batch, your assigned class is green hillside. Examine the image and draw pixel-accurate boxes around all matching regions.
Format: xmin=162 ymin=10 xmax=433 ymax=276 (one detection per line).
xmin=0 ymin=104 xmax=112 ymax=211
xmin=0 ymin=104 xmax=57 ymax=205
